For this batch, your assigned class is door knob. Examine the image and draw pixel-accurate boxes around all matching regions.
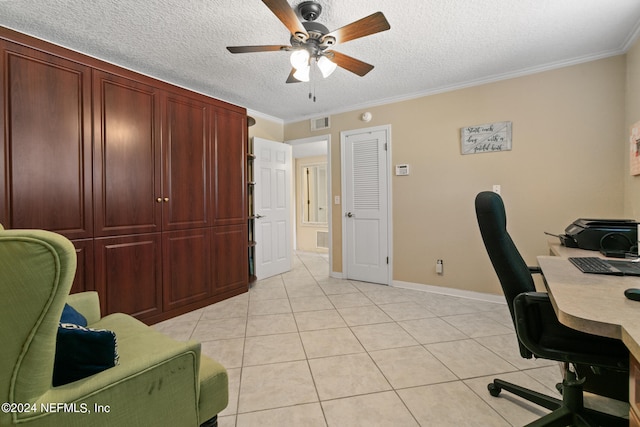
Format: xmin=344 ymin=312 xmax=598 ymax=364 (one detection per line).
xmin=256 ymin=214 xmax=266 ymax=219
xmin=346 ymin=212 xmax=354 ymax=218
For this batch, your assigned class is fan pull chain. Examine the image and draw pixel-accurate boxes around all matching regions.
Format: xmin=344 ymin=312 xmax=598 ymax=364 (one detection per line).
xmin=308 ymin=81 xmax=316 ymax=102
xmin=307 ymin=59 xmax=317 ymax=102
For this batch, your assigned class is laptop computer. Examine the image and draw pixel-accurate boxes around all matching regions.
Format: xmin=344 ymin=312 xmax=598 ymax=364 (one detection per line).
xmin=569 ymin=257 xmax=640 ymax=276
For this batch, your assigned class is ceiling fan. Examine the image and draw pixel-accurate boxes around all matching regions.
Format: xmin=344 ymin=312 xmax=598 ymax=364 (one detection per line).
xmin=226 ymin=0 xmax=390 ymax=83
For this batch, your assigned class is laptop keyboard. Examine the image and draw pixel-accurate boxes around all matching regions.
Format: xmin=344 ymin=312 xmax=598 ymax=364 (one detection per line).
xmin=568 ymin=257 xmax=624 ymax=275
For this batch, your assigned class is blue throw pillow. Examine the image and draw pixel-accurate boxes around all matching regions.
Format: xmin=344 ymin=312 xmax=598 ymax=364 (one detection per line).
xmin=60 ymin=303 xmax=87 ymax=326
xmin=53 ymin=323 xmax=119 ymax=386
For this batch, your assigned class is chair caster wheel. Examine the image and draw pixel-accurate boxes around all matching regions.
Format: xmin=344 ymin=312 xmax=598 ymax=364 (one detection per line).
xmin=488 ymin=382 xmax=502 ymax=397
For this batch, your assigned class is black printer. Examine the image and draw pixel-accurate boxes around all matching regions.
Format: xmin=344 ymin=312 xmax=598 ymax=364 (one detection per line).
xmin=560 ymin=218 xmax=638 ymax=252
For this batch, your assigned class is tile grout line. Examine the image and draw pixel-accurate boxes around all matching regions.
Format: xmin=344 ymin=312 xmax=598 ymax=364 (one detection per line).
xmin=180 ymin=252 xmax=567 ymax=426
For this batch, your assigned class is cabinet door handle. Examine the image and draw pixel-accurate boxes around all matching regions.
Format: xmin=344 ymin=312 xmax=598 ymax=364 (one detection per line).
xmin=164 ymin=197 xmax=169 ymax=202
xmin=156 ymin=197 xmax=162 ymax=203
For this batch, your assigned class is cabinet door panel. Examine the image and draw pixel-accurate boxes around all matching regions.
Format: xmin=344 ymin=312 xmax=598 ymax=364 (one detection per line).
xmin=213 ymin=224 xmax=248 ymax=293
xmin=163 ymin=94 xmax=211 ymax=230
xmin=70 ymin=239 xmax=94 ymax=294
xmin=94 ymin=234 xmax=162 ymax=320
xmin=163 ymin=228 xmax=212 ymax=311
xmin=213 ymin=109 xmax=246 ymax=225
xmin=93 ymin=71 xmax=161 ymax=236
xmin=0 ymin=41 xmax=92 ymax=238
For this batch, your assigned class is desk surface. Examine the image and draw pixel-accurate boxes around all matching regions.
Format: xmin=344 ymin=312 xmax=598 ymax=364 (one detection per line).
xmin=547 ymin=240 xmax=610 ymax=258
xmin=538 ymin=255 xmax=640 ymax=361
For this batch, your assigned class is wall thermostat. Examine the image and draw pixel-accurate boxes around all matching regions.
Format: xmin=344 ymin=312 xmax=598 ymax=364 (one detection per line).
xmin=395 ymin=164 xmax=410 ymax=176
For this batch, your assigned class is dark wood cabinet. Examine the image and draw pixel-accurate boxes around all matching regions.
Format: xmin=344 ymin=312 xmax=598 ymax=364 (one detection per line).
xmin=0 ymin=41 xmax=93 ymax=240
xmin=162 ymin=228 xmax=213 ymax=312
xmin=94 ymin=234 xmax=163 ymax=320
xmin=93 ymin=71 xmax=162 ymax=237
xmin=0 ymin=27 xmax=248 ymax=324
xmin=632 ymin=355 xmax=640 ymax=426
xmin=163 ymin=93 xmax=212 ymax=230
xmin=213 ymin=108 xmax=247 ymax=226
xmin=213 ymin=224 xmax=248 ymax=294
xmin=70 ymin=239 xmax=94 ymax=294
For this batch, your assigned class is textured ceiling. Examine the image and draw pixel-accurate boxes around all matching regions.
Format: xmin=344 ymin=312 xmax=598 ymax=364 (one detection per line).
xmin=1 ymin=0 xmax=640 ymax=123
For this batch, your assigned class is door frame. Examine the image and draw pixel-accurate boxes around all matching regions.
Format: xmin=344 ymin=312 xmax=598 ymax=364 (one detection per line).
xmin=285 ymin=134 xmax=333 ymax=274
xmin=340 ymin=125 xmax=393 ymax=285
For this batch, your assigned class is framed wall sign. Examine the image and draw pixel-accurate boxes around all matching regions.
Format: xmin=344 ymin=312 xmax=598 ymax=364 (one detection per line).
xmin=630 ymin=120 xmax=640 ymax=176
xmin=461 ymin=121 xmax=512 ymax=155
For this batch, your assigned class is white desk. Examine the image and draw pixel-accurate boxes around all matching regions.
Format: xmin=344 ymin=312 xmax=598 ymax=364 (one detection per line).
xmin=537 ymin=255 xmax=640 ymax=358
xmin=547 ymin=240 xmax=612 ymax=258
xmin=539 ymin=244 xmax=640 ymax=424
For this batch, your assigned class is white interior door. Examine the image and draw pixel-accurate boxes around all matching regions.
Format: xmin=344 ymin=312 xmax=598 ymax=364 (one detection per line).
xmin=342 ymin=126 xmax=391 ymax=285
xmin=254 ymin=137 xmax=292 ymax=280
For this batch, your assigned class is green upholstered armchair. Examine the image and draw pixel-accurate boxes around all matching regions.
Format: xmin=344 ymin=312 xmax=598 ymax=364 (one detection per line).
xmin=0 ymin=227 xmax=228 ymax=427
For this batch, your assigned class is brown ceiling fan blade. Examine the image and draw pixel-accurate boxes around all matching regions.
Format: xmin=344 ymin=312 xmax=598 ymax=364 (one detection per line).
xmin=286 ymin=69 xmax=302 ymax=83
xmin=322 ymin=12 xmax=390 ymax=45
xmin=227 ymin=45 xmax=290 ymax=53
xmin=262 ymin=0 xmax=309 ymax=40
xmin=328 ymin=51 xmax=374 ymax=77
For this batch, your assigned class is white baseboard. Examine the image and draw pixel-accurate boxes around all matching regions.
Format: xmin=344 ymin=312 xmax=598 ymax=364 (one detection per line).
xmin=330 ymin=271 xmax=344 ymax=279
xmin=392 ymin=280 xmax=506 ymax=305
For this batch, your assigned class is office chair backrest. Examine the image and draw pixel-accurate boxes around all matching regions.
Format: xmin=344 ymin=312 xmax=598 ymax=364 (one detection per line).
xmin=475 ymin=191 xmax=536 ymax=357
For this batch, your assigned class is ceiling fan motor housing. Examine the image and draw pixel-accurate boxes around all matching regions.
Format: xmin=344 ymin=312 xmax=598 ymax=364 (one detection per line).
xmin=291 ymin=21 xmax=335 ymax=51
xmin=298 ymin=1 xmax=322 ymax=21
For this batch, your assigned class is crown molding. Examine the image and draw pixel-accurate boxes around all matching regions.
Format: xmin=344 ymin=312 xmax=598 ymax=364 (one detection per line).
xmin=283 ymin=49 xmax=628 ymax=125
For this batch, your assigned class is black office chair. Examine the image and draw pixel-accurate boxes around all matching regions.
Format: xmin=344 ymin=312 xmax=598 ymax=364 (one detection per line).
xmin=475 ymin=191 xmax=629 ymax=427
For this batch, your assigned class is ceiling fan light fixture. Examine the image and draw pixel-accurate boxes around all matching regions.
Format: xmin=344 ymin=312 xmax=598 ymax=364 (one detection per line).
xmin=317 ymin=55 xmax=337 ymax=78
xmin=226 ymin=2 xmax=391 ymax=86
xmin=293 ymin=65 xmax=311 ymax=82
xmin=290 ymin=49 xmax=310 ymax=69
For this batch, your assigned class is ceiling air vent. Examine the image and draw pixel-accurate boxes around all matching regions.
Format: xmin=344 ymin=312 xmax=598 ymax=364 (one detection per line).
xmin=310 ymin=116 xmax=330 ymax=131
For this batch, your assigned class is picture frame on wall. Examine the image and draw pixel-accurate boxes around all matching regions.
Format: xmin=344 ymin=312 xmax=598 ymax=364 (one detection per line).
xmin=630 ymin=120 xmax=640 ymax=176
xmin=461 ymin=121 xmax=512 ymax=155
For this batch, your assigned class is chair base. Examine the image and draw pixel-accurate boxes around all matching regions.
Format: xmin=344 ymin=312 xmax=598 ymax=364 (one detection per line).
xmin=488 ymin=370 xmax=627 ymax=427
xmin=200 ymin=415 xmax=218 ymax=427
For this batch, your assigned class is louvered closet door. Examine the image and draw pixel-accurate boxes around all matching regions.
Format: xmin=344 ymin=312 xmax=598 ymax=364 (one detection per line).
xmin=343 ymin=128 xmax=389 ymax=284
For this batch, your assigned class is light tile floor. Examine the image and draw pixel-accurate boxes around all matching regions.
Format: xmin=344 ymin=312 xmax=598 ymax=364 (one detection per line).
xmin=153 ymin=252 xmax=628 ymax=427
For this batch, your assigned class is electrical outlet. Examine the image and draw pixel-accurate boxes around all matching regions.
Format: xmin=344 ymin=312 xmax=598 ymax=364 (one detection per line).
xmin=436 ymin=259 xmax=443 ymax=274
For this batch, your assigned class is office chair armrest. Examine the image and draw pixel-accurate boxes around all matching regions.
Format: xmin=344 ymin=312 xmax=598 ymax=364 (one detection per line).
xmin=528 ymin=266 xmax=542 ymax=275
xmin=514 ymin=291 xmax=628 ymax=370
